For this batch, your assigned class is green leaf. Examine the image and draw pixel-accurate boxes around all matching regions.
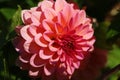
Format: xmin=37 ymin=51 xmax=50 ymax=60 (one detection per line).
xmin=108 ymin=71 xmax=120 ymax=80
xmin=106 ymin=29 xmax=120 ymax=45
xmin=106 ymin=29 xmax=119 ymax=39
xmin=94 ymin=21 xmax=112 ymax=49
xmin=107 ymin=45 xmax=120 ymax=68
xmin=0 ymin=5 xmax=22 ymax=49
xmin=106 ymin=45 xmax=120 ymax=80
xmin=6 ymin=5 xmax=22 ymax=40
xmin=9 ymin=5 xmax=22 ymax=33
xmin=0 ymin=8 xmax=16 ymax=20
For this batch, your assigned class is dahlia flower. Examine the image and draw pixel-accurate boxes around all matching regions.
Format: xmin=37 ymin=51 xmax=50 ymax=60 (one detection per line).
xmin=13 ymin=0 xmax=95 ymax=79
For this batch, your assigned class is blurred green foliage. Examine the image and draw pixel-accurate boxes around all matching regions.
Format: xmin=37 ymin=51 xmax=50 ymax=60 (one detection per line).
xmin=0 ymin=0 xmax=120 ymax=80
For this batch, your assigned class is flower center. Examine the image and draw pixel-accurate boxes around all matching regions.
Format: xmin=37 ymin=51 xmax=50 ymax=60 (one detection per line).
xmin=59 ymin=35 xmax=75 ymax=54
xmin=62 ymin=40 xmax=74 ymax=50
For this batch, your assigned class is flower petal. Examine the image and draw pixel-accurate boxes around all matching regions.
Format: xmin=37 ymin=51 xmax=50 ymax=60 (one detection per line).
xmin=69 ymin=10 xmax=86 ymax=29
xmin=23 ymin=41 xmax=31 ymax=53
xmin=44 ymin=64 xmax=54 ymax=76
xmin=62 ymin=4 xmax=74 ymax=24
xmin=39 ymin=50 xmax=52 ymax=60
xmin=43 ymin=31 xmax=54 ymax=42
xmin=75 ymin=52 xmax=84 ymax=60
xmin=60 ymin=54 xmax=66 ymax=62
xmin=44 ymin=8 xmax=57 ymax=20
xmin=19 ymin=56 xmax=29 ymax=63
xmin=83 ymin=24 xmax=94 ymax=39
xmin=57 ymin=49 xmax=63 ymax=55
xmin=50 ymin=53 xmax=60 ymax=63
xmin=42 ymin=20 xmax=56 ymax=32
xmin=30 ymin=54 xmax=45 ymax=67
xmin=20 ymin=25 xmax=32 ymax=41
xmin=22 ymin=10 xmax=32 ymax=24
xmin=34 ymin=33 xmax=47 ymax=47
xmin=72 ymin=61 xmax=80 ymax=69
xmin=39 ymin=0 xmax=53 ymax=12
xmin=31 ymin=11 xmax=41 ymax=26
xmin=29 ymin=70 xmax=39 ymax=76
xmin=49 ymin=41 xmax=58 ymax=52
xmin=28 ymin=26 xmax=37 ymax=36
xmin=66 ymin=61 xmax=74 ymax=75
xmin=55 ymin=0 xmax=67 ymax=13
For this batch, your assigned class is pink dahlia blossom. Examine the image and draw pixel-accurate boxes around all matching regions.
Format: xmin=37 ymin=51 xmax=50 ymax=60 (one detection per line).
xmin=13 ymin=0 xmax=95 ymax=80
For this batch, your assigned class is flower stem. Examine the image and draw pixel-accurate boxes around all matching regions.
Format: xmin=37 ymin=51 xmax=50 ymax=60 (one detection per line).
xmin=100 ymin=64 xmax=120 ymax=80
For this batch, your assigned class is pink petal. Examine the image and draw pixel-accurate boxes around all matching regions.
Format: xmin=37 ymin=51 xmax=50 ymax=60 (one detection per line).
xmin=66 ymin=61 xmax=74 ymax=75
xmin=76 ymin=24 xmax=91 ymax=38
xmin=31 ymin=12 xmax=41 ymax=26
xmin=28 ymin=26 xmax=37 ymax=36
xmin=69 ymin=10 xmax=85 ymax=29
xmin=89 ymin=37 xmax=95 ymax=45
xmin=75 ymin=52 xmax=84 ymax=60
xmin=87 ymin=38 xmax=95 ymax=51
xmin=39 ymin=50 xmax=52 ymax=60
xmin=72 ymin=61 xmax=80 ymax=69
xmin=82 ymin=47 xmax=90 ymax=51
xmin=23 ymin=41 xmax=31 ymax=53
xmin=30 ymin=54 xmax=45 ymax=67
xmin=34 ymin=33 xmax=47 ymax=47
xmin=50 ymin=53 xmax=60 ymax=63
xmin=78 ymin=10 xmax=86 ymax=23
xmin=58 ymin=12 xmax=66 ymax=26
xmin=83 ymin=24 xmax=94 ymax=39
xmin=43 ymin=31 xmax=53 ymax=42
xmin=89 ymin=46 xmax=94 ymax=51
xmin=49 ymin=41 xmax=58 ymax=52
xmin=44 ymin=64 xmax=54 ymax=76
xmin=22 ymin=10 xmax=32 ymax=24
xmin=60 ymin=54 xmax=66 ymax=62
xmin=29 ymin=70 xmax=39 ymax=76
xmin=62 ymin=4 xmax=74 ymax=24
xmin=57 ymin=49 xmax=63 ymax=55
xmin=55 ymin=0 xmax=67 ymax=13
xmin=42 ymin=20 xmax=56 ymax=32
xmin=19 ymin=56 xmax=29 ymax=63
xmin=44 ymin=8 xmax=57 ymax=20
xmin=55 ymin=23 xmax=63 ymax=34
xmin=32 ymin=11 xmax=41 ymax=20
xmin=20 ymin=25 xmax=32 ymax=41
xmin=38 ymin=0 xmax=53 ymax=12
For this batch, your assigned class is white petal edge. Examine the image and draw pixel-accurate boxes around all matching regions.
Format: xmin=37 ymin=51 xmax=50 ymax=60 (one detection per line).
xmin=44 ymin=65 xmax=52 ymax=76
xmin=34 ymin=33 xmax=47 ymax=47
xmin=29 ymin=70 xmax=39 ymax=76
xmin=30 ymin=54 xmax=44 ymax=67
xmin=20 ymin=25 xmax=32 ymax=41
xmin=19 ymin=56 xmax=29 ymax=63
xmin=39 ymin=50 xmax=52 ymax=60
xmin=49 ymin=41 xmax=58 ymax=52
